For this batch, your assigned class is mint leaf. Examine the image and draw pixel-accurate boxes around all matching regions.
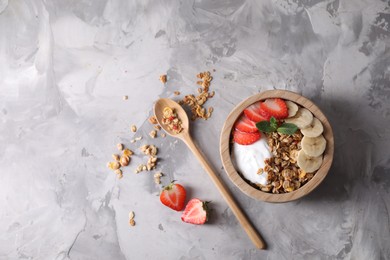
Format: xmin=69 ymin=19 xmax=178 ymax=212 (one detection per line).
xmin=277 ymin=123 xmax=298 ymax=135
xmin=270 ymin=117 xmax=278 ymax=129
xmin=256 ymin=121 xmax=276 ymax=133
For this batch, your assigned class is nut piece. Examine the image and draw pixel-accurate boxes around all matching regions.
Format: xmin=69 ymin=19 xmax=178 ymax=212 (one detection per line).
xmin=120 ymin=155 xmax=130 ymax=167
xmin=149 ymin=116 xmax=158 ymax=124
xmin=117 ymin=143 xmax=124 ymax=151
xmin=115 ymin=169 xmax=123 ymax=179
xmin=149 ymin=130 xmax=157 ymax=138
xmin=159 ymin=74 xmax=167 ymax=83
xmin=129 ymin=219 xmax=135 ymax=226
xmin=123 ymin=149 xmax=134 ymax=157
xmin=129 ymin=211 xmax=135 ymax=220
xmin=131 ymin=125 xmax=137 ymax=133
xmin=107 ymin=161 xmax=121 ymax=170
xmin=154 ymin=172 xmax=163 ymax=184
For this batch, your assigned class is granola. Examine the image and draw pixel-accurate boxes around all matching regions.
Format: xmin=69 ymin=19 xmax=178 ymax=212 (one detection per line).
xmin=256 ymin=131 xmax=314 ymax=193
xmin=161 ymin=107 xmax=183 ymax=134
xmin=181 ymin=71 xmax=215 ymax=121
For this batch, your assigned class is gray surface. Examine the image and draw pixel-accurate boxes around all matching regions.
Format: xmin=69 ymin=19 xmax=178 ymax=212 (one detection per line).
xmin=1 ymin=0 xmax=390 ymax=259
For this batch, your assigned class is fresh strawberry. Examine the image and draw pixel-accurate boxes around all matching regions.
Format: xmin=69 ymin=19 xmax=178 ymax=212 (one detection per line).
xmin=181 ymin=198 xmax=210 ymax=225
xmin=244 ymin=102 xmax=270 ymax=122
xmin=233 ymin=129 xmax=261 ymax=145
xmin=160 ymin=181 xmax=186 ymax=211
xmin=234 ymin=114 xmax=258 ymax=133
xmin=260 ymin=98 xmax=288 ymax=119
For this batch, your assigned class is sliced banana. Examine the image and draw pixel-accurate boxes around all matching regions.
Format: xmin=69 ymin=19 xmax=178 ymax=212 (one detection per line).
xmin=297 ymin=150 xmax=323 ymax=173
xmin=284 ymin=108 xmax=313 ymax=129
xmin=301 ymin=118 xmax=324 ymax=137
xmin=301 ymin=134 xmax=326 ymax=157
xmin=286 ymin=100 xmax=298 ymax=118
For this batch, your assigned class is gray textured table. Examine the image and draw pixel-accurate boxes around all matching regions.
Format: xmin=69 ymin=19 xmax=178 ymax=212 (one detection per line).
xmin=1 ymin=0 xmax=389 ymax=259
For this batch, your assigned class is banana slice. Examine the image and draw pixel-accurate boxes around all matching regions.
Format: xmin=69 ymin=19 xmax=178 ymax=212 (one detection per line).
xmin=286 ymin=100 xmax=298 ymax=118
xmin=301 ymin=134 xmax=326 ymax=157
xmin=284 ymin=108 xmax=313 ymax=129
xmin=301 ymin=118 xmax=324 ymax=137
xmin=297 ymin=150 xmax=323 ymax=173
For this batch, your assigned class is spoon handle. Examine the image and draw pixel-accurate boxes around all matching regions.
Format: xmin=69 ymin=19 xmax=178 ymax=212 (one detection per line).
xmin=182 ymin=133 xmax=266 ymax=249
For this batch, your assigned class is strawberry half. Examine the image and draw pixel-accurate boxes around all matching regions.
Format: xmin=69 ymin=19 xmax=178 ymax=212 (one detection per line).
xmin=160 ymin=181 xmax=186 ymax=211
xmin=181 ymin=198 xmax=210 ymax=225
xmin=260 ymin=98 xmax=288 ymax=119
xmin=234 ymin=114 xmax=258 ymax=133
xmin=233 ymin=129 xmax=261 ymax=145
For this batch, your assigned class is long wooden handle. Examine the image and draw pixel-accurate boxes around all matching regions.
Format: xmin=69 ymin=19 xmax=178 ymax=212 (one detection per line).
xmin=182 ymin=133 xmax=266 ymax=249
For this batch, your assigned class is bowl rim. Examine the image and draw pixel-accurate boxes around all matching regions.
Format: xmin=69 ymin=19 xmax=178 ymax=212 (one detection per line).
xmin=219 ymin=90 xmax=334 ymax=203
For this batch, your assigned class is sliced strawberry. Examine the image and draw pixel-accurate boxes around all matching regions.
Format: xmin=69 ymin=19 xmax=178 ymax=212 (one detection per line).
xmin=234 ymin=114 xmax=258 ymax=133
xmin=233 ymin=129 xmax=261 ymax=145
xmin=160 ymin=181 xmax=186 ymax=211
xmin=181 ymin=198 xmax=210 ymax=225
xmin=258 ymin=106 xmax=271 ymax=120
xmin=260 ymin=98 xmax=288 ymax=119
xmin=244 ymin=102 xmax=269 ymax=123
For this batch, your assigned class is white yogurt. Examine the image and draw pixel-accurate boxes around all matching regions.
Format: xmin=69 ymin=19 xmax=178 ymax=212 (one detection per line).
xmin=231 ymin=135 xmax=272 ymax=185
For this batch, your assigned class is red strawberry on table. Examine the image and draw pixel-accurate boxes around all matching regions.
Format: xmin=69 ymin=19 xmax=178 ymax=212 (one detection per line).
xmin=181 ymin=198 xmax=210 ymax=225
xmin=260 ymin=98 xmax=288 ymax=119
xmin=234 ymin=114 xmax=258 ymax=133
xmin=244 ymin=102 xmax=270 ymax=122
xmin=160 ymin=181 xmax=186 ymax=211
xmin=233 ymin=129 xmax=261 ymax=145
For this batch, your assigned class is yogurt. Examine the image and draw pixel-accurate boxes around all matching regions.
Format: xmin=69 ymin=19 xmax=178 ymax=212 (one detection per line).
xmin=231 ymin=135 xmax=272 ymax=185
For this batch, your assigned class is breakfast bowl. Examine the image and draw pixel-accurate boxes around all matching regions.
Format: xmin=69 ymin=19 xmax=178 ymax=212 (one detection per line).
xmin=220 ymin=90 xmax=334 ymax=203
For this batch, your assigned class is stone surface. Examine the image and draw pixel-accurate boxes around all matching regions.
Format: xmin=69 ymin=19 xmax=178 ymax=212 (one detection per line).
xmin=1 ymin=0 xmax=389 ymax=259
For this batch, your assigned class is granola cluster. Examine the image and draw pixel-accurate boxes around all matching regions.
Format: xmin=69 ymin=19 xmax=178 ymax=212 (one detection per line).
xmin=162 ymin=107 xmax=183 ymax=134
xmin=180 ymin=71 xmax=214 ymax=120
xmin=135 ymin=144 xmax=158 ymax=173
xmin=107 ymin=144 xmax=134 ymax=179
xmin=257 ymin=131 xmax=314 ymax=193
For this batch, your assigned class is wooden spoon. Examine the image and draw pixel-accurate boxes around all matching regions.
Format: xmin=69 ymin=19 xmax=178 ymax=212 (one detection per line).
xmin=154 ymin=98 xmax=266 ymax=249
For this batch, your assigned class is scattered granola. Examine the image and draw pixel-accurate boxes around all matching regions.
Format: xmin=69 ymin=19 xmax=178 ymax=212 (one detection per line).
xmin=107 ymin=161 xmax=120 ymax=170
xmin=129 ymin=211 xmax=135 ymax=227
xmin=123 ymin=149 xmax=134 ymax=157
xmin=112 ymin=154 xmax=120 ymax=161
xmin=174 ymin=91 xmax=180 ymax=96
xmin=135 ymin=136 xmax=143 ymax=141
xmin=129 ymin=219 xmax=136 ymax=226
xmin=136 ymin=144 xmax=159 ymax=173
xmin=115 ymin=169 xmax=123 ymax=179
xmin=149 ymin=116 xmax=158 ymax=124
xmin=120 ymin=155 xmax=130 ymax=167
xmin=159 ymin=74 xmax=167 ymax=84
xmin=131 ymin=125 xmax=137 ymax=133
xmin=154 ymin=172 xmax=163 ymax=184
xmin=154 ymin=125 xmax=161 ymax=131
xmin=117 ymin=143 xmax=124 ymax=151
xmin=123 ymin=95 xmax=128 ymax=100
xmin=181 ymin=71 xmax=214 ymax=121
xmin=149 ymin=130 xmax=157 ymax=138
xmin=161 ymin=133 xmax=166 ymax=138
xmin=162 ymin=107 xmax=183 ymax=134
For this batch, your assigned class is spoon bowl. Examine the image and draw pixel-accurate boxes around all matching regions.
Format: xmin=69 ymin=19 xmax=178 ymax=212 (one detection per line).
xmin=154 ymin=98 xmax=266 ymax=249
xmin=154 ymin=98 xmax=189 ymax=139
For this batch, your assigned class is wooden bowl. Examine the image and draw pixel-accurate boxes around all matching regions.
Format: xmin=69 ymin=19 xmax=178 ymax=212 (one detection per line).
xmin=220 ymin=90 xmax=334 ymax=203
